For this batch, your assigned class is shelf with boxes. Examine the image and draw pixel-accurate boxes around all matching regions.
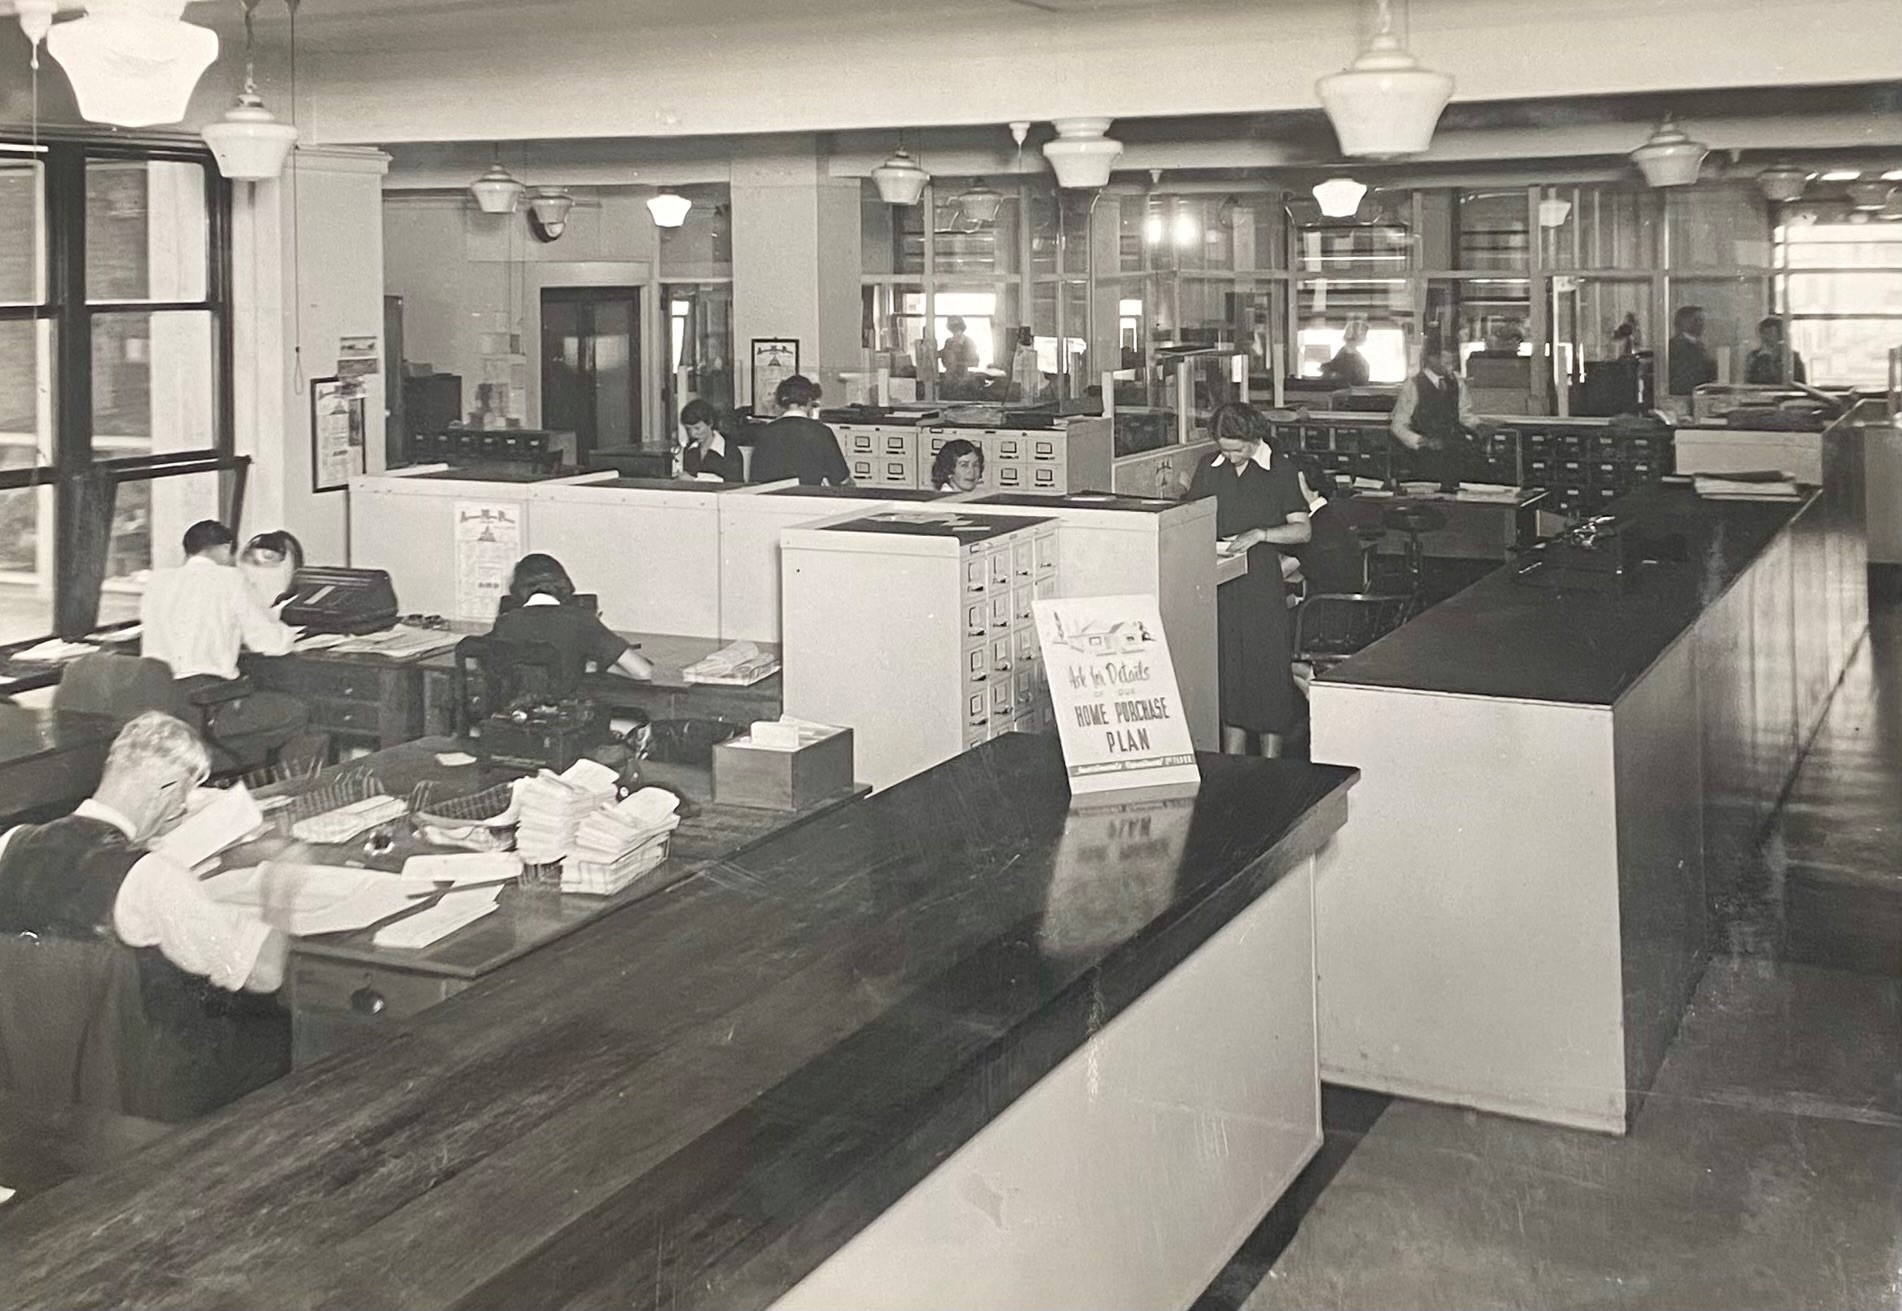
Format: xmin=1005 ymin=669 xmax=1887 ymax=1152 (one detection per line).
xmin=780 ymin=512 xmax=1059 ymax=790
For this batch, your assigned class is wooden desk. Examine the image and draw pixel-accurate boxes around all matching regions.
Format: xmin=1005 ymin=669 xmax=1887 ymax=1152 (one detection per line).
xmin=245 ymin=646 xmax=426 ymax=753
xmin=223 ymin=737 xmax=859 ymax=1063
xmin=0 ymin=1090 xmax=169 ymax=1207
xmin=0 ymin=737 xmax=1355 ymax=1311
xmin=0 ymin=707 xmax=119 ymax=828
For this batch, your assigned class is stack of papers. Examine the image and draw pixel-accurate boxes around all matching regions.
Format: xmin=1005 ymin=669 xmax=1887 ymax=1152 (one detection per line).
xmin=397 ymin=851 xmax=523 ymax=889
xmin=728 ymin=716 xmax=844 ymax=753
xmin=373 ymin=885 xmax=502 ymax=948
xmin=684 ymin=640 xmax=780 ymax=686
xmin=155 ymin=785 xmax=264 ymax=868
xmin=1693 ymin=473 xmax=1801 ymax=501
xmin=290 ymin=795 xmax=409 ymax=845
xmin=1455 ymin=483 xmax=1525 ymax=504
xmin=514 ymin=760 xmax=620 ymax=864
xmin=563 ymin=788 xmax=681 ymax=895
xmin=203 ymin=862 xmax=417 ymax=937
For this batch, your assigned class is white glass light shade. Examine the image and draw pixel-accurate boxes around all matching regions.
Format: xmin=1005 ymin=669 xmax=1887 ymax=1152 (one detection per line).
xmin=1312 ymin=177 xmax=1368 ymax=219
xmin=1631 ymin=117 xmax=1707 ymax=188
xmin=871 ymin=150 xmax=929 ymax=206
xmin=1845 ymin=182 xmax=1893 ymax=211
xmin=1819 ymin=169 xmax=1862 ymax=182
xmin=648 ymin=190 xmax=692 ymax=228
xmin=1316 ymin=32 xmax=1454 ymax=159
xmin=202 ymin=92 xmax=298 ymax=181
xmin=1042 ymin=117 xmax=1123 ymax=189
xmin=1756 ymin=165 xmax=1811 ymax=203
xmin=1537 ymin=196 xmax=1573 ymax=229
xmin=15 ymin=0 xmax=56 ymax=46
xmin=469 ymin=162 xmax=524 ymax=214
xmin=528 ymin=189 xmax=574 ymax=228
xmin=45 ymin=0 xmax=219 ymax=129
xmin=959 ymin=179 xmax=1002 ymax=225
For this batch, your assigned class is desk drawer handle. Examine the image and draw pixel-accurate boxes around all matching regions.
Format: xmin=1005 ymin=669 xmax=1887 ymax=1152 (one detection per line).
xmin=350 ymin=986 xmax=388 ymax=1016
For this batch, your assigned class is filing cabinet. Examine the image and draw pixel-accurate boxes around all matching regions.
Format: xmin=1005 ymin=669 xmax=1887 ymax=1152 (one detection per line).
xmin=834 ymin=423 xmax=921 ymax=490
xmin=919 ymin=416 xmax=1114 ymax=494
xmin=781 ymin=511 xmax=1059 ymax=789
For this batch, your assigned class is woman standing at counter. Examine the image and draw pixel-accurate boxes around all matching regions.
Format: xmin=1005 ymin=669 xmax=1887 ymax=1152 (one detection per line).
xmin=751 ymin=376 xmax=853 ymax=487
xmin=1189 ymin=404 xmax=1311 ymax=756
xmin=931 ymin=438 xmax=985 ymax=493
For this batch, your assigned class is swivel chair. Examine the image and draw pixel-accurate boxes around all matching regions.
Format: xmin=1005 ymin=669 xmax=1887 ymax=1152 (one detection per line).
xmin=52 ymin=653 xmax=282 ymax=780
xmin=1381 ymin=504 xmax=1447 ymax=599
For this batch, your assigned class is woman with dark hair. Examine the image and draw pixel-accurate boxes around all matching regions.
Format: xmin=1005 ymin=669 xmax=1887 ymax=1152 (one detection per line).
xmin=488 ymin=553 xmax=654 ymax=683
xmin=931 ymin=438 xmax=985 ymax=493
xmin=678 ymin=398 xmax=743 ymax=482
xmin=238 ymin=530 xmax=304 ymax=610
xmin=1187 ymin=403 xmax=1310 ymax=755
xmin=1267 ymin=430 xmax=1364 ymax=596
xmin=750 ymin=375 xmax=852 ymax=487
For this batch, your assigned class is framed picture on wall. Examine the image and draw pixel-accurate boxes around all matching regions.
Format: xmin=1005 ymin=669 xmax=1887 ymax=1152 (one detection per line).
xmin=311 ymin=377 xmax=368 ymax=493
xmin=751 ymin=338 xmax=799 ymax=410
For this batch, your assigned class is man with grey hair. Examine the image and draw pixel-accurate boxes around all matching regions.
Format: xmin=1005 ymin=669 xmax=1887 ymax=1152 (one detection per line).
xmin=0 ymin=711 xmax=287 ymax=993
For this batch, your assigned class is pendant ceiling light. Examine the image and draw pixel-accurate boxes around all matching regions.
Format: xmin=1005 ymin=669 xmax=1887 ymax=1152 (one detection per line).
xmin=1755 ymin=165 xmax=1811 ymax=203
xmin=648 ymin=189 xmax=692 ymax=228
xmin=527 ymin=188 xmax=573 ymax=241
xmin=1630 ymin=115 xmax=1707 ymax=188
xmin=1846 ymin=182 xmax=1894 ymax=212
xmin=469 ymin=156 xmax=525 ymax=214
xmin=1042 ymin=118 xmax=1122 ymax=189
xmin=1317 ymin=0 xmax=1453 ymax=159
xmin=46 ymin=0 xmax=219 ymax=128
xmin=1537 ymin=196 xmax=1572 ymax=229
xmin=1313 ymin=177 xmax=1368 ymax=219
xmin=871 ymin=147 xmax=929 ymax=206
xmin=959 ymin=178 xmax=1003 ymax=225
xmin=14 ymin=0 xmax=55 ymax=49
xmin=202 ymin=0 xmax=297 ymax=182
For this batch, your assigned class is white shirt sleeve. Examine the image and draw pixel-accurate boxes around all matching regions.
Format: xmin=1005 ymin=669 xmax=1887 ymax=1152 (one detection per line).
xmin=233 ymin=572 xmax=298 ymax=658
xmin=112 ymin=849 xmax=276 ymax=992
xmin=1390 ymin=378 xmax=1422 ymax=449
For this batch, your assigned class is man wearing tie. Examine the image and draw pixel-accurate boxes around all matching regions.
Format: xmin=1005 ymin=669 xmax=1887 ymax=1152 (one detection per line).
xmin=1389 ymin=334 xmax=1483 ymax=490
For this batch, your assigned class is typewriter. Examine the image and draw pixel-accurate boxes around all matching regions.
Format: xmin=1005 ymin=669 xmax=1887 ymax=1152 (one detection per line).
xmin=278 ymin=567 xmax=400 ymax=635
xmin=1512 ymin=515 xmax=1636 ymax=593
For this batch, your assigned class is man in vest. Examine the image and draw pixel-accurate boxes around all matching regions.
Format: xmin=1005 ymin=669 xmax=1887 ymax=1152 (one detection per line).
xmin=1390 ymin=335 xmax=1483 ymax=490
xmin=0 ymin=712 xmax=289 ymax=1119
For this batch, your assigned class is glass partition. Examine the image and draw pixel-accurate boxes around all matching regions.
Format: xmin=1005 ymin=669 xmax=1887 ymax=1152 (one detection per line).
xmin=1549 ymin=275 xmax=1655 ymax=416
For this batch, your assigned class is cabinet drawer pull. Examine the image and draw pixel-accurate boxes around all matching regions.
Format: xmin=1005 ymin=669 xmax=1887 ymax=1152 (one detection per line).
xmin=350 ymin=986 xmax=387 ymax=1016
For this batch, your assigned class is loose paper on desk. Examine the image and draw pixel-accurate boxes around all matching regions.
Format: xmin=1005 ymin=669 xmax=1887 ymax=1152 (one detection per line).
xmin=153 ymin=784 xmax=263 ymax=870
xmin=204 ymin=862 xmax=416 ymax=937
xmin=1033 ymin=594 xmax=1200 ymax=796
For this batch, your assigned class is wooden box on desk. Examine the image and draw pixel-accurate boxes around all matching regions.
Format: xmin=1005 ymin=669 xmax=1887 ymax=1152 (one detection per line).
xmin=713 ymin=728 xmax=854 ymax=811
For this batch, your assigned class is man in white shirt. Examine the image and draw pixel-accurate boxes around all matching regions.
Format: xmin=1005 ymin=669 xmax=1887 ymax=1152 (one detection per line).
xmin=140 ymin=519 xmax=307 ymax=768
xmin=0 ymin=713 xmax=289 ymax=1118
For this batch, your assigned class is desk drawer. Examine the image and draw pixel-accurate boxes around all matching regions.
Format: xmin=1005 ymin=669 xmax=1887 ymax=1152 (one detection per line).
xmin=308 ymin=698 xmax=388 ymax=735
xmin=290 ymin=959 xmax=463 ymax=1022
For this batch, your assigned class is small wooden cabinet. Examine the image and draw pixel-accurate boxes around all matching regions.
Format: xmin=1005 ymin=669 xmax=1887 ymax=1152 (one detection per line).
xmin=248 ymin=654 xmax=422 ymax=753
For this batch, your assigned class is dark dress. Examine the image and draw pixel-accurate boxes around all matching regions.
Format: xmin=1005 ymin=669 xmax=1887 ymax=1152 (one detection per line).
xmin=750 ymin=415 xmax=850 ymax=486
xmin=489 ymin=599 xmax=630 ymax=700
xmin=1188 ymin=455 xmax=1308 ymax=735
xmin=682 ymin=440 xmax=744 ymax=482
xmin=1322 ymin=346 xmax=1371 ymax=387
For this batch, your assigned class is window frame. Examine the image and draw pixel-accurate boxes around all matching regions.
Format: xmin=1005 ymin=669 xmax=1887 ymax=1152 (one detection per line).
xmin=0 ymin=133 xmax=233 ymax=642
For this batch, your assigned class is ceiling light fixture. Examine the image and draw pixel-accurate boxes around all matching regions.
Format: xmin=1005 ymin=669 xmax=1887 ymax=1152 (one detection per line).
xmin=1883 ymin=169 xmax=1902 ymax=183
xmin=1630 ymin=115 xmax=1707 ymax=188
xmin=1173 ymin=207 xmax=1199 ymax=249
xmin=959 ymin=178 xmax=1002 ymax=225
xmin=1537 ymin=191 xmax=1572 ymax=228
xmin=1042 ymin=117 xmax=1123 ymax=189
xmin=469 ymin=156 xmax=525 ymax=214
xmin=1313 ymin=177 xmax=1368 ymax=219
xmin=871 ymin=147 xmax=929 ymax=206
xmin=1755 ymin=165 xmax=1811 ymax=203
xmin=1845 ymin=182 xmax=1894 ymax=211
xmin=648 ymin=189 xmax=691 ymax=228
xmin=45 ymin=0 xmax=219 ymax=128
xmin=526 ymin=188 xmax=573 ymax=242
xmin=14 ymin=0 xmax=55 ymax=50
xmin=201 ymin=0 xmax=297 ymax=182
xmin=1819 ymin=169 xmax=1861 ymax=183
xmin=1317 ymin=0 xmax=1454 ymax=158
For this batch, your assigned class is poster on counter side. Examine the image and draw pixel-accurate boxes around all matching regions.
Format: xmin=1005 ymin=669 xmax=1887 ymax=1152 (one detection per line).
xmin=1033 ymin=593 xmax=1200 ymax=796
xmin=453 ymin=501 xmax=523 ymax=622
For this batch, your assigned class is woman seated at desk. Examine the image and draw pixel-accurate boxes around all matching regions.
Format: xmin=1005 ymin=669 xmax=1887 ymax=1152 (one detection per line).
xmin=931 ymin=438 xmax=985 ymax=493
xmin=1277 ymin=442 xmax=1364 ymax=596
xmin=490 ymin=554 xmax=655 ymax=685
xmin=679 ymin=399 xmax=743 ymax=483
xmin=1188 ymin=403 xmax=1310 ymax=757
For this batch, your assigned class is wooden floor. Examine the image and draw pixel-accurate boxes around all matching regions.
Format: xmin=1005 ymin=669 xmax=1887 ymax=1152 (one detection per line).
xmin=1215 ymin=589 xmax=1902 ymax=1311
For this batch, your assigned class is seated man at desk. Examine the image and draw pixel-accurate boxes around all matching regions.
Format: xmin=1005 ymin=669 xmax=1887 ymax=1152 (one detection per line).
xmin=140 ymin=519 xmax=308 ymax=768
xmin=0 ymin=712 xmax=289 ymax=1119
xmin=490 ymin=554 xmax=656 ymax=684
xmin=1389 ymin=335 xmax=1486 ymax=490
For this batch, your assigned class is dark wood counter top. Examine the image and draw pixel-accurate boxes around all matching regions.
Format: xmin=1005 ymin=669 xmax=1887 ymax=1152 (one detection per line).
xmin=1317 ymin=483 xmax=1810 ymax=705
xmin=0 ymin=734 xmax=1354 ymax=1311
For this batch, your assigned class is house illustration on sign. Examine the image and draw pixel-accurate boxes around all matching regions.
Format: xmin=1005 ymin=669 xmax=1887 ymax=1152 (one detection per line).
xmin=1053 ymin=614 xmax=1156 ymax=656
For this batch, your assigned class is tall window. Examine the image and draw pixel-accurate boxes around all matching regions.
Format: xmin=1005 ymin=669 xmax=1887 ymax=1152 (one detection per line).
xmin=1777 ymin=215 xmax=1902 ymax=386
xmin=0 ymin=138 xmax=230 ymax=645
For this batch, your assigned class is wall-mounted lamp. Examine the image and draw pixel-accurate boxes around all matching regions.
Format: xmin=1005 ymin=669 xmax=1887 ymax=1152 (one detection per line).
xmin=526 ymin=188 xmax=574 ymax=241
